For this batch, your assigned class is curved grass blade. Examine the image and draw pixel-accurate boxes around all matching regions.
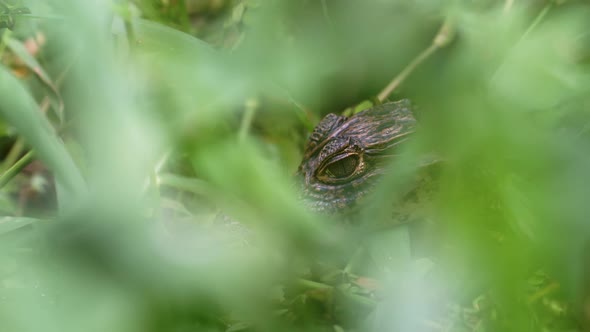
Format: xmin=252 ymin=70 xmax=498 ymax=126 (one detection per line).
xmin=132 ymin=18 xmax=216 ymax=57
xmin=0 ymin=4 xmax=30 ymax=30
xmin=0 ymin=150 xmax=33 ymax=189
xmin=0 ymin=65 xmax=85 ymax=210
xmin=3 ymin=35 xmax=64 ymax=123
xmin=0 ymin=216 xmax=43 ymax=235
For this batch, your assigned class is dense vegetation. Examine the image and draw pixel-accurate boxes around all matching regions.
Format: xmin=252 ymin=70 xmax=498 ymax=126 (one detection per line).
xmin=1 ymin=0 xmax=590 ymax=331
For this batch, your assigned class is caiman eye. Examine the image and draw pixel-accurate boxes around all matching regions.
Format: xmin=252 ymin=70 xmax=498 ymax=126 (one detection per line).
xmin=323 ymin=155 xmax=360 ymax=179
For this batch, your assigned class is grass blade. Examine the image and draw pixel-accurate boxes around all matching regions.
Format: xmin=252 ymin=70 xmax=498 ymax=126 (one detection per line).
xmin=4 ymin=35 xmax=64 ymax=123
xmin=0 ymin=65 xmax=85 ymax=210
xmin=0 ymin=216 xmax=43 ymax=235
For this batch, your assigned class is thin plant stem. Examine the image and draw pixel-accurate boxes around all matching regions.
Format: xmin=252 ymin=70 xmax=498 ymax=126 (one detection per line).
xmin=20 ymin=14 xmax=65 ymax=20
xmin=148 ymin=170 xmax=161 ymax=218
xmin=296 ymin=278 xmax=333 ymax=290
xmin=0 ymin=150 xmax=34 ymax=189
xmin=279 ymin=84 xmax=315 ymax=131
xmin=527 ymin=281 xmax=559 ymax=304
xmin=239 ymin=99 xmax=258 ymax=142
xmin=1 ymin=137 xmax=24 ymax=172
xmin=343 ymin=246 xmax=364 ymax=274
xmin=377 ymin=20 xmax=454 ymax=102
xmin=123 ymin=2 xmax=136 ymax=52
xmin=503 ymin=0 xmax=515 ymax=13
xmin=377 ymin=43 xmax=438 ymax=102
xmin=519 ymin=2 xmax=552 ymax=43
xmin=0 ymin=28 xmax=10 ymax=56
xmin=490 ymin=2 xmax=553 ymax=84
xmin=158 ymin=173 xmax=214 ymax=196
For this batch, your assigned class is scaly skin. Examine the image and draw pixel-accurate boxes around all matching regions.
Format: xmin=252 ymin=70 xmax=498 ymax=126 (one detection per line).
xmin=297 ymin=100 xmax=417 ymax=215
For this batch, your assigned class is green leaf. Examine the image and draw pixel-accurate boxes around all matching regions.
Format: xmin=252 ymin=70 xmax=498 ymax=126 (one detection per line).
xmin=0 ymin=3 xmax=30 ymax=30
xmin=0 ymin=216 xmax=43 ymax=235
xmin=367 ymin=225 xmax=411 ymax=277
xmin=0 ymin=65 xmax=85 ymax=210
xmin=353 ymin=100 xmax=374 ymax=115
xmin=132 ymin=18 xmax=216 ymax=58
xmin=231 ymin=3 xmax=246 ymax=24
xmin=3 ymin=35 xmax=64 ymax=123
xmin=130 ymin=18 xmax=239 ymax=109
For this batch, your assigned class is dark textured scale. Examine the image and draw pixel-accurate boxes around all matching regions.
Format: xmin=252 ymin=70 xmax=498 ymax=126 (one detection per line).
xmin=297 ymin=100 xmax=417 ymax=214
xmin=317 ymin=138 xmax=349 ymax=166
xmin=303 ymin=114 xmax=347 ymax=159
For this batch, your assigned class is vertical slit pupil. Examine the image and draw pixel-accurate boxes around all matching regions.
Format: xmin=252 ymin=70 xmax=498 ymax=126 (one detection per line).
xmin=326 ymin=155 xmax=359 ymax=178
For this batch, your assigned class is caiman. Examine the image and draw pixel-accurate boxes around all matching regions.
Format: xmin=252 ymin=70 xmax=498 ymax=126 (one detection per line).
xmin=296 ymin=99 xmax=437 ymax=225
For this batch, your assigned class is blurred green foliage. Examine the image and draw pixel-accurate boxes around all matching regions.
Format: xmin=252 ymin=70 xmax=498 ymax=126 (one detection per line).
xmin=1 ymin=0 xmax=590 ymax=331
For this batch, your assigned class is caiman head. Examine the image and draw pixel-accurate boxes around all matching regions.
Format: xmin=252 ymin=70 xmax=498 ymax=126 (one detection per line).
xmin=297 ymin=100 xmax=417 ymax=214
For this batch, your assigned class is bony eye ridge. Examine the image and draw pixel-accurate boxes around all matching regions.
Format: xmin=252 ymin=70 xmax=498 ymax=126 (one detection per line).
xmin=318 ymin=154 xmax=362 ymax=182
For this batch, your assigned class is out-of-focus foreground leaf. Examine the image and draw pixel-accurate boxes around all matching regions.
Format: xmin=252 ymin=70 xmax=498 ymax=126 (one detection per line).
xmin=0 ymin=66 xmax=84 ymax=209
